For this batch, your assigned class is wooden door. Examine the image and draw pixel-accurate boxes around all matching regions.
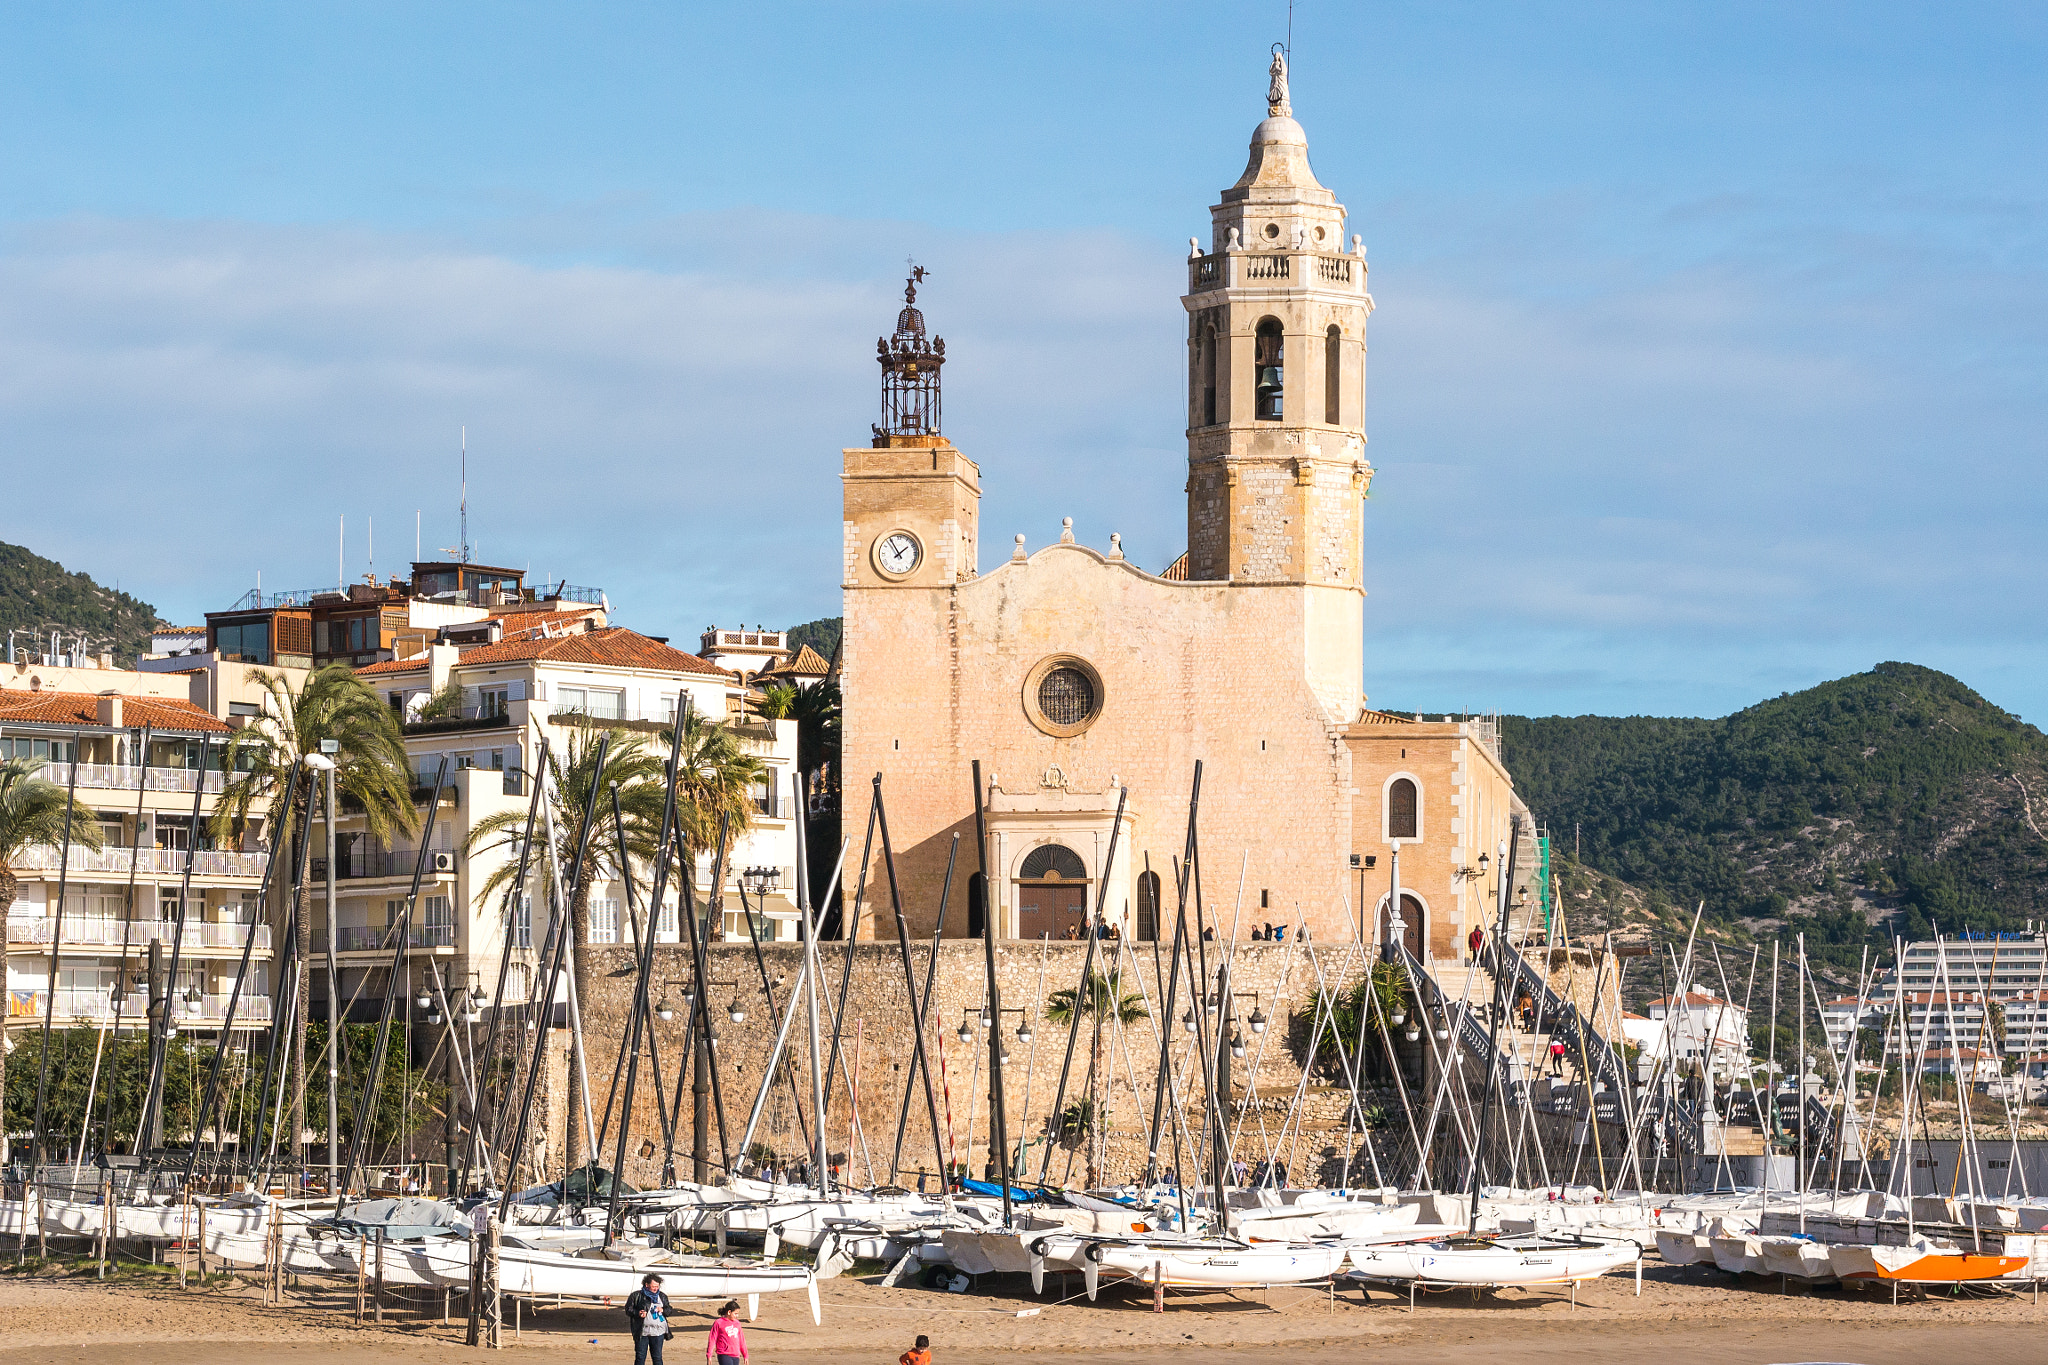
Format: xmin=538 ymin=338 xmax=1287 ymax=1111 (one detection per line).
xmin=1018 ymin=885 xmax=1090 ymax=940
xmin=1379 ymin=893 xmax=1425 ymax=959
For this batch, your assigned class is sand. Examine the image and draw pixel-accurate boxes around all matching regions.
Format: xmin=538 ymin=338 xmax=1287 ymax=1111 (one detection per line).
xmin=0 ymin=1260 xmax=2042 ymax=1365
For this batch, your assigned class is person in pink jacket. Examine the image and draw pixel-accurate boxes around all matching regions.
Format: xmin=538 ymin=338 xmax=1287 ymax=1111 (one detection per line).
xmin=706 ymin=1299 xmax=748 ymax=1365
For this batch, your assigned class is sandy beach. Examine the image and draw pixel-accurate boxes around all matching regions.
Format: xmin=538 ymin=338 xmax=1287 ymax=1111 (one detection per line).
xmin=1 ymin=1260 xmax=2042 ymax=1365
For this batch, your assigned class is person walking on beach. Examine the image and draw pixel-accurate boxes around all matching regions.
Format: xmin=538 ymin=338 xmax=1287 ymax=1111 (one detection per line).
xmin=625 ymin=1274 xmax=674 ymax=1365
xmin=901 ymin=1334 xmax=932 ymax=1365
xmin=706 ymin=1299 xmax=747 ymax=1365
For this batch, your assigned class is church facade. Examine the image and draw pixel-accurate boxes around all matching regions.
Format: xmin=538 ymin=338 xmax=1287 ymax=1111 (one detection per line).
xmin=840 ymin=57 xmax=1530 ymax=958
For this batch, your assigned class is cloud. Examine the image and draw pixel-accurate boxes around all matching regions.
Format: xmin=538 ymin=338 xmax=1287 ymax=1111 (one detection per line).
xmin=1 ymin=184 xmax=2043 ymax=722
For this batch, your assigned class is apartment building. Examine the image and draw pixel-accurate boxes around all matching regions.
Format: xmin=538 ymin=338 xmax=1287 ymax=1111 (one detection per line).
xmin=1637 ymin=989 xmax=1752 ymax=1078
xmin=2 ymin=687 xmax=273 ymax=1040
xmin=1821 ymin=988 xmax=2048 ymax=1066
xmin=312 ymin=614 xmax=801 ymax=1023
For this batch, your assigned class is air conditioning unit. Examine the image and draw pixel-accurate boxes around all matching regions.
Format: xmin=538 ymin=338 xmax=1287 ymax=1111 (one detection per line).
xmin=432 ymin=852 xmax=456 ymax=874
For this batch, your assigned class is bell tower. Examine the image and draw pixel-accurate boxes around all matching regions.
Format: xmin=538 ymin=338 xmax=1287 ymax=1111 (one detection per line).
xmin=1183 ymin=50 xmax=1373 ymax=589
xmin=842 ymin=266 xmax=979 ymax=593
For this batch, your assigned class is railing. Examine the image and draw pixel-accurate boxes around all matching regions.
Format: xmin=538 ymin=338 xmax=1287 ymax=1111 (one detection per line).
xmin=1243 ymin=254 xmax=1290 ymax=281
xmin=41 ymin=763 xmax=229 ymax=793
xmin=712 ymin=631 xmax=785 ymax=649
xmin=1188 ymin=255 xmax=1223 ymax=291
xmin=5 ymin=917 xmax=271 ymax=952
xmin=225 ymin=587 xmax=323 ymax=610
xmin=1315 ymin=255 xmax=1355 ymax=284
xmin=9 ymin=846 xmax=268 ymax=878
xmin=3 ymin=990 xmax=272 ymax=1025
xmin=551 ymin=584 xmax=606 ymax=606
xmin=325 ymin=923 xmax=456 ymax=953
xmin=547 ymin=704 xmax=674 ymax=726
xmin=1183 ymin=251 xmax=1365 ymax=293
xmin=312 ymin=845 xmax=457 ymax=881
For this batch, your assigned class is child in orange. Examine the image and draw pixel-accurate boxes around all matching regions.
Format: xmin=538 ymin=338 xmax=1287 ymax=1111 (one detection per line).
xmin=900 ymin=1335 xmax=931 ymax=1365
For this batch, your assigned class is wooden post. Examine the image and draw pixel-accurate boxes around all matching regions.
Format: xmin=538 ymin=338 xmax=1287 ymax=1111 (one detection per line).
xmin=1153 ymin=1262 xmax=1165 ymax=1312
xmin=196 ymin=1199 xmax=207 ymax=1281
xmin=465 ymin=1223 xmax=483 ymax=1345
xmin=178 ymin=1192 xmax=188 ymax=1289
xmin=487 ymin=1214 xmax=503 ymax=1349
xmin=36 ymin=1177 xmax=46 ymax=1261
xmin=355 ymin=1233 xmax=367 ymax=1324
xmin=374 ymin=1228 xmax=386 ymax=1323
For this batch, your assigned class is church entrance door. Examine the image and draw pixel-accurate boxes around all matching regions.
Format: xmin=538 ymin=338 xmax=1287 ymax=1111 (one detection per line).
xmin=1378 ymin=893 xmax=1425 ymax=960
xmin=1018 ymin=884 xmax=1089 ymax=941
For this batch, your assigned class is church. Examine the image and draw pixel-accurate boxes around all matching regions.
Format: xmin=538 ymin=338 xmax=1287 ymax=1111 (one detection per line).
xmin=840 ymin=54 xmax=1533 ymax=959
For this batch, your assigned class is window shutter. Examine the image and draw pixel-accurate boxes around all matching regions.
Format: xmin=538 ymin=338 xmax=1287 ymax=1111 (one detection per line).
xmin=506 ymin=680 xmax=526 ymax=702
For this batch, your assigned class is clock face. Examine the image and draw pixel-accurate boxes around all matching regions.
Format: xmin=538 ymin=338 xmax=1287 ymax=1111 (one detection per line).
xmin=876 ymin=532 xmax=922 ymax=576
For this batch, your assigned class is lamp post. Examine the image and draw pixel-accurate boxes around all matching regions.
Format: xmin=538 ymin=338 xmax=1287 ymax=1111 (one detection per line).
xmin=304 ymin=745 xmax=339 ymax=1193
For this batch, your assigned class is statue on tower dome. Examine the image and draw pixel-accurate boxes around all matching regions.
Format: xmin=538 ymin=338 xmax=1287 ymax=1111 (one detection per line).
xmin=1267 ymin=44 xmax=1291 ymax=117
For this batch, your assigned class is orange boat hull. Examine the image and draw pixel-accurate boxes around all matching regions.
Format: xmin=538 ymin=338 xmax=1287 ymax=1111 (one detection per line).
xmin=1841 ymin=1253 xmax=2028 ymax=1282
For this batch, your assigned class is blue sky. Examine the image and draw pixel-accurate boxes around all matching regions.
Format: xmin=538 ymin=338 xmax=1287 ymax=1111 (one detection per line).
xmin=2 ymin=3 xmax=2044 ymax=722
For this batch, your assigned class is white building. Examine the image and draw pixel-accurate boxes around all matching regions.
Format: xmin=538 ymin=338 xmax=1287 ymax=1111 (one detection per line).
xmin=1642 ymin=989 xmax=1751 ymax=1077
xmin=329 ymin=623 xmax=803 ymax=1023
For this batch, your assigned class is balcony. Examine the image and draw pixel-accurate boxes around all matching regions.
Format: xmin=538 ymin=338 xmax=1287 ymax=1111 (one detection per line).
xmin=1185 ymin=249 xmax=1367 ymax=295
xmin=312 ymin=845 xmax=459 ymax=882
xmin=40 ymin=762 xmax=229 ymax=794
xmin=6 ymin=916 xmax=272 ymax=953
xmin=10 ymin=846 xmax=268 ymax=878
xmin=5 ymin=990 xmax=272 ymax=1025
xmin=321 ymin=923 xmax=456 ymax=953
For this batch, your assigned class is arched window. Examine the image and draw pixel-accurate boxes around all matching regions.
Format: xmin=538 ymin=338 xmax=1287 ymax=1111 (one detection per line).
xmin=1020 ymin=843 xmax=1087 ymax=881
xmin=1254 ymin=318 xmax=1284 ymax=421
xmin=1389 ymin=777 xmax=1418 ymax=840
xmin=1324 ymin=325 xmax=1341 ymax=425
xmin=1201 ymin=321 xmax=1218 ymax=426
xmin=1136 ymin=869 xmax=1162 ymax=942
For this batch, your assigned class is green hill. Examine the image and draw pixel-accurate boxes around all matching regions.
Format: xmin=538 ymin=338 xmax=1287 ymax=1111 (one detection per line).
xmin=1501 ymin=663 xmax=2048 ymax=984
xmin=0 ymin=541 xmax=168 ymax=662
xmin=786 ymin=616 xmax=841 ymax=664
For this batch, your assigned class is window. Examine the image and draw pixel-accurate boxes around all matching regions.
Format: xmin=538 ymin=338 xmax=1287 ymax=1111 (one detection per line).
xmin=556 ymin=686 xmax=623 ymax=720
xmin=1324 ymin=325 xmax=1341 ymax=425
xmin=479 ymin=686 xmax=510 ymax=720
xmin=659 ymin=694 xmax=679 ymax=724
xmin=1254 ymin=318 xmax=1284 ymax=420
xmin=589 ymin=897 xmax=620 ymax=944
xmin=1137 ymin=869 xmax=1162 ymax=942
xmin=1038 ymin=668 xmax=1095 ymax=727
xmin=213 ymin=618 xmax=270 ymax=663
xmin=508 ymin=895 xmax=533 ymax=950
xmin=656 ymin=897 xmax=678 ymax=941
xmin=1388 ymin=778 xmax=1418 ymax=840
xmin=424 ymin=895 xmax=453 ymax=943
xmin=1020 ymin=844 xmax=1087 ymax=881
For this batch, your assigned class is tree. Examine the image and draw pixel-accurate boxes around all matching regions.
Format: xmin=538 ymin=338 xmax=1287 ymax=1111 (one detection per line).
xmin=463 ymin=725 xmax=667 ymax=1175
xmin=1044 ymin=969 xmax=1146 ymax=1186
xmin=753 ymin=679 xmax=840 ymax=789
xmin=212 ymin=665 xmax=417 ymax=1166
xmin=0 ymin=756 xmax=105 ymax=1158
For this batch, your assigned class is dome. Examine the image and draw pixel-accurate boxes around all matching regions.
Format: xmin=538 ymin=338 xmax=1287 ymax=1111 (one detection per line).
xmin=1250 ymin=115 xmax=1307 ymax=148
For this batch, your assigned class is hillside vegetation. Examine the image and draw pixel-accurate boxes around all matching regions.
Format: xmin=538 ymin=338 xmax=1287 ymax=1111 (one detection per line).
xmin=0 ymin=541 xmax=167 ymax=661
xmin=1502 ymin=663 xmax=2048 ymax=986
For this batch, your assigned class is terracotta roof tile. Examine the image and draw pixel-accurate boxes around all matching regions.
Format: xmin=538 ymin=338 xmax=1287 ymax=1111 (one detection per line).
xmin=357 ymin=657 xmax=429 ymax=676
xmin=1159 ymin=552 xmax=1190 ymax=581
xmin=762 ymin=643 xmax=831 ymax=678
xmin=0 ymin=690 xmax=227 ymax=733
xmin=459 ymin=627 xmax=730 ymax=676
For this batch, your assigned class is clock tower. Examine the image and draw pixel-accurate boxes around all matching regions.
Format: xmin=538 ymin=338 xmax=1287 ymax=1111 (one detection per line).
xmin=841 ymin=267 xmax=979 ymax=593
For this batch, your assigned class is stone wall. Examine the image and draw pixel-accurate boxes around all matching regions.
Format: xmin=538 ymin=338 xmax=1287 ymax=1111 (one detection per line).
xmin=556 ymin=939 xmax=1392 ymax=1192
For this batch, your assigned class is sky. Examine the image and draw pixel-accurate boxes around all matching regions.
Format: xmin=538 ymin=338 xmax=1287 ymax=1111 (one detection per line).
xmin=2 ymin=2 xmax=2044 ymax=722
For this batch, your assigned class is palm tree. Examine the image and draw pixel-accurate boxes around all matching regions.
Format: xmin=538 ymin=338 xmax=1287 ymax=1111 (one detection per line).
xmin=1045 ymin=967 xmax=1147 ymax=1185
xmin=211 ymin=664 xmax=417 ymax=1165
xmin=753 ymin=679 xmax=839 ymax=789
xmin=463 ymin=725 xmax=667 ymax=1174
xmin=0 ymin=756 xmax=106 ymax=1140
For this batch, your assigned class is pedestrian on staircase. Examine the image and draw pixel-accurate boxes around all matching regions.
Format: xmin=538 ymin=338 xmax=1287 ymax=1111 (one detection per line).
xmin=1548 ymin=1037 xmax=1567 ymax=1077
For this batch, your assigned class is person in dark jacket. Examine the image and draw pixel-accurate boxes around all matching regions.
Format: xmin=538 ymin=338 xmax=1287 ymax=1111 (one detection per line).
xmin=625 ymin=1273 xmax=675 ymax=1365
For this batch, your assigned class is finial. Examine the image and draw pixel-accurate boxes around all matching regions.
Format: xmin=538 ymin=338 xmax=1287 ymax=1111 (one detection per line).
xmin=1188 ymin=236 xmax=1200 ymax=259
xmin=1267 ymin=44 xmax=1291 ymax=118
xmin=904 ymin=258 xmax=927 ymax=305
xmin=1227 ymin=226 xmax=1241 ymax=251
xmin=1109 ymin=532 xmax=1123 ymax=560
xmin=1060 ymin=517 xmax=1075 ymax=544
xmin=1352 ymin=234 xmax=1364 ymax=256
xmin=1012 ymin=533 xmax=1027 ymax=562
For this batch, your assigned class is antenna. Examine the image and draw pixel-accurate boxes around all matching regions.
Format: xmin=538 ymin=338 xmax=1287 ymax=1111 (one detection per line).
xmin=368 ymin=516 xmax=374 ymax=580
xmin=460 ymin=426 xmax=470 ymax=564
xmin=416 ymin=510 xmax=421 ymax=564
xmin=339 ymin=514 xmax=345 ymax=592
